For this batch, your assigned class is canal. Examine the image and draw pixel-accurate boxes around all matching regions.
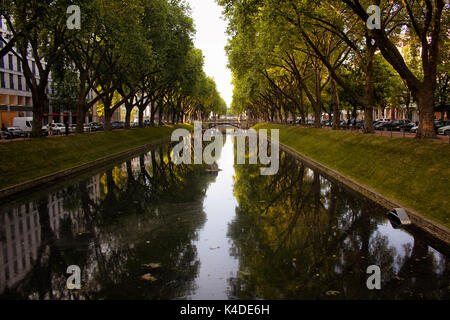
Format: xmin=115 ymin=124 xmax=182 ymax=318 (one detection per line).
xmin=0 ymin=132 xmax=448 ymax=299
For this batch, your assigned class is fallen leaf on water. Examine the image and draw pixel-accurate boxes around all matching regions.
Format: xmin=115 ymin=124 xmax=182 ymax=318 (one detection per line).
xmin=142 ymin=263 xmax=161 ymax=269
xmin=325 ymin=290 xmax=340 ymax=296
xmin=141 ymin=274 xmax=157 ymax=282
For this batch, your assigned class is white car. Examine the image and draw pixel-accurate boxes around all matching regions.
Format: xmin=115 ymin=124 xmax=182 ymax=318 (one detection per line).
xmin=438 ymin=125 xmax=450 ymax=136
xmin=7 ymin=126 xmax=27 ymax=138
xmin=42 ymin=123 xmax=66 ymax=134
xmin=69 ymin=124 xmax=91 ymax=133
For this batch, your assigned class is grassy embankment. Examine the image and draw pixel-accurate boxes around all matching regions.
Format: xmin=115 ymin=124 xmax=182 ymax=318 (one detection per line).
xmin=0 ymin=124 xmax=192 ymax=190
xmin=253 ymin=123 xmax=450 ymax=228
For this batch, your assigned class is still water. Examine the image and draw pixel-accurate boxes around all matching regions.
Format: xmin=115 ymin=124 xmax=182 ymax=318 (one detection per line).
xmin=0 ymin=133 xmax=448 ymax=300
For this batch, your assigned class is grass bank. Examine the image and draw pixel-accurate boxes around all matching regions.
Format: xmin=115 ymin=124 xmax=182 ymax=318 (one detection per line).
xmin=0 ymin=124 xmax=192 ymax=190
xmin=253 ymin=123 xmax=450 ymax=228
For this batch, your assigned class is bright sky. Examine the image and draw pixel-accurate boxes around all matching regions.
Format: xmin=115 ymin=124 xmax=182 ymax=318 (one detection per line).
xmin=188 ymin=0 xmax=233 ymax=108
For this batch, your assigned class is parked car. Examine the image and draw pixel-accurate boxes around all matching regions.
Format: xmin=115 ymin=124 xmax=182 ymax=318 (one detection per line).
xmin=111 ymin=121 xmax=125 ymax=130
xmin=0 ymin=130 xmax=13 ymax=140
xmin=374 ymin=121 xmax=390 ymax=130
xmin=6 ymin=126 xmax=27 ymax=138
xmin=435 ymin=120 xmax=450 ymax=133
xmin=69 ymin=124 xmax=91 ymax=133
xmin=88 ymin=122 xmax=104 ymax=131
xmin=12 ymin=117 xmax=33 ymax=136
xmin=69 ymin=124 xmax=78 ymax=133
xmin=390 ymin=119 xmax=413 ymax=131
xmin=42 ymin=123 xmax=66 ymax=135
xmin=438 ymin=125 xmax=450 ymax=136
xmin=376 ymin=119 xmax=411 ymax=131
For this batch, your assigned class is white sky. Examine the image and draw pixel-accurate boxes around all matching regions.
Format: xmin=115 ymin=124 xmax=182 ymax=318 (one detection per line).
xmin=188 ymin=0 xmax=233 ymax=108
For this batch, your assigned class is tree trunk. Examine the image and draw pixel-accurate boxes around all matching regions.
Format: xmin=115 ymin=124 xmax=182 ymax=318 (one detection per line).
xmin=76 ymin=103 xmax=86 ymax=134
xmin=158 ymin=106 xmax=163 ymax=126
xmin=331 ymin=79 xmax=340 ymax=130
xmin=314 ymin=71 xmax=322 ymax=128
xmin=171 ymin=109 xmax=176 ymax=124
xmin=416 ymin=88 xmax=436 ymax=138
xmin=31 ymin=91 xmax=47 ymax=137
xmin=150 ymin=106 xmax=156 ymax=126
xmin=125 ymin=106 xmax=132 ymax=130
xmin=138 ymin=108 xmax=144 ymax=128
xmin=104 ymin=110 xmax=112 ymax=131
xmin=364 ymin=42 xmax=376 ymax=133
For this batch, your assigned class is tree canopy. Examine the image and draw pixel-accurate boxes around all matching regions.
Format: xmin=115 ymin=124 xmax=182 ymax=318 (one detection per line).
xmin=219 ymin=0 xmax=449 ymax=137
xmin=1 ymin=0 xmax=227 ymax=135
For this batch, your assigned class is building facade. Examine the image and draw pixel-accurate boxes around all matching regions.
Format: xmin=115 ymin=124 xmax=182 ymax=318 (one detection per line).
xmin=0 ymin=17 xmax=54 ymax=127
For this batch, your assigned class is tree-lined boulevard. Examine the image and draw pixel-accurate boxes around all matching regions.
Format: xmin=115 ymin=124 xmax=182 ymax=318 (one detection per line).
xmin=1 ymin=0 xmax=226 ymax=136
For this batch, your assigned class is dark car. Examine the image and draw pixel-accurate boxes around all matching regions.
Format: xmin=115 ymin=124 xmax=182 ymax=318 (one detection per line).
xmin=377 ymin=119 xmax=412 ymax=131
xmin=374 ymin=121 xmax=389 ymax=130
xmin=111 ymin=121 xmax=125 ymax=130
xmin=88 ymin=122 xmax=104 ymax=131
xmin=390 ymin=119 xmax=413 ymax=131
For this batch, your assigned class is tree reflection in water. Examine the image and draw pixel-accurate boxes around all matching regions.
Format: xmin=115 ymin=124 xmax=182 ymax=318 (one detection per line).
xmin=229 ymin=150 xmax=449 ymax=300
xmin=0 ymin=135 xmax=448 ymax=300
xmin=0 ymin=144 xmax=216 ymax=300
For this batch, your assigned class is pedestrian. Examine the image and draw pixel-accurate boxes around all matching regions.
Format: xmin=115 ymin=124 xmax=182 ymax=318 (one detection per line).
xmin=0 ymin=123 xmax=5 ymax=140
xmin=48 ymin=122 xmax=53 ymax=136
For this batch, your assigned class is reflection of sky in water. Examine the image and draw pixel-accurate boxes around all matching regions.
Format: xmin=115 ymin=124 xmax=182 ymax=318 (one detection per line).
xmin=372 ymin=223 xmax=414 ymax=273
xmin=371 ymin=223 xmax=446 ymax=275
xmin=189 ymin=135 xmax=239 ymax=300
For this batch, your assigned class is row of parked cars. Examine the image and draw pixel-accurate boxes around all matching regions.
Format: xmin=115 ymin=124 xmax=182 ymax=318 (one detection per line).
xmin=0 ymin=120 xmax=145 ymax=140
xmin=374 ymin=119 xmax=450 ymax=135
xmin=298 ymin=118 xmax=450 ymax=135
xmin=41 ymin=122 xmax=105 ymax=135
